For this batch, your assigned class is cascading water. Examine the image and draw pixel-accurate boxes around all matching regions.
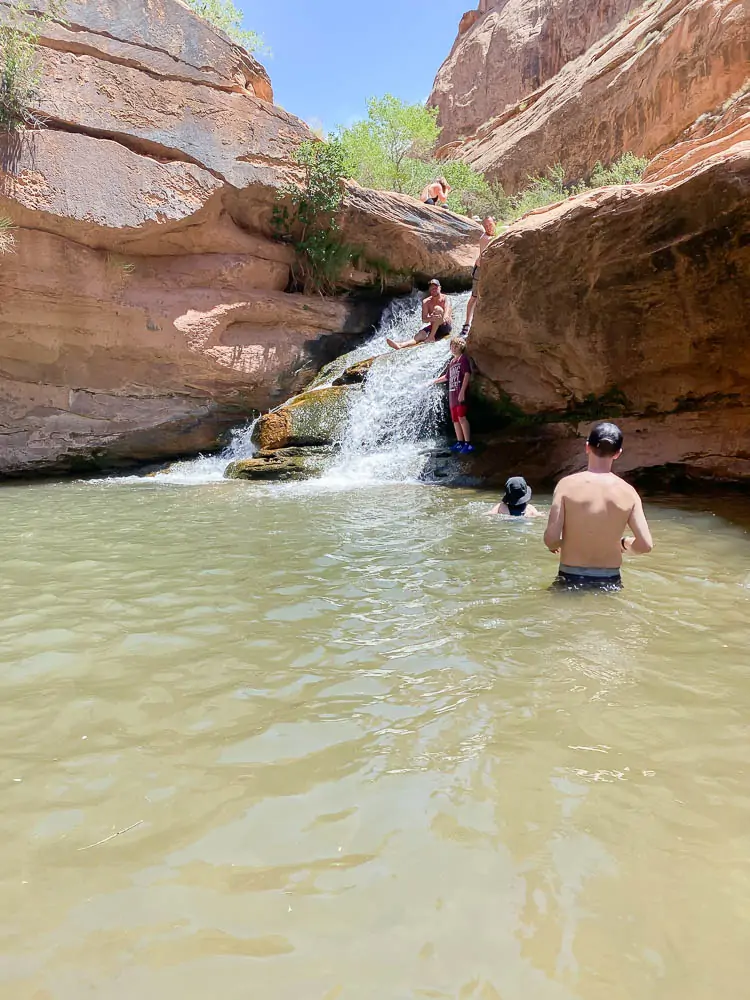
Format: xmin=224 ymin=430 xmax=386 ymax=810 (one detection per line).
xmin=142 ymin=418 xmax=259 ymax=484
xmin=320 ymin=291 xmax=470 ymax=486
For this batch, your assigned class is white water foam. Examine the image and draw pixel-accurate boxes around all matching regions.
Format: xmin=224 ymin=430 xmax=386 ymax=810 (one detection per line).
xmin=95 ymin=419 xmax=259 ymax=486
xmin=154 ymin=419 xmax=259 ymax=484
xmin=320 ymin=291 xmax=471 ymax=487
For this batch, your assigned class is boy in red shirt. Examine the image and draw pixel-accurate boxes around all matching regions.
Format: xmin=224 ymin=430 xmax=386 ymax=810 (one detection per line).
xmin=431 ymin=337 xmax=473 ymax=453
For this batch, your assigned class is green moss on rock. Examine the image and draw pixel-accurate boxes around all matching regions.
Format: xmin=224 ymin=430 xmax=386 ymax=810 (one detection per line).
xmin=225 ymin=456 xmax=308 ymax=481
xmin=257 ymin=384 xmax=358 ymax=449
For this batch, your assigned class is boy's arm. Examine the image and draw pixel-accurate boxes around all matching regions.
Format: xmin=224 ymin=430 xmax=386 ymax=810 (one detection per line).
xmin=431 ymin=375 xmax=448 ymax=385
xmin=458 ymin=371 xmax=470 ymax=402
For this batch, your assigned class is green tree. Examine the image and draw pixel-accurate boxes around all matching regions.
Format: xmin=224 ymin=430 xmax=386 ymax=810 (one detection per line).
xmin=183 ymin=0 xmax=266 ymax=53
xmin=338 ymin=95 xmax=440 ymax=193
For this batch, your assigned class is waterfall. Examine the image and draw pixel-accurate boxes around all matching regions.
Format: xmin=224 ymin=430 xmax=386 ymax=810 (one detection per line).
xmin=320 ymin=291 xmax=470 ymax=486
xmin=108 ymin=289 xmax=469 ymax=487
xmin=144 ymin=418 xmax=258 ymax=484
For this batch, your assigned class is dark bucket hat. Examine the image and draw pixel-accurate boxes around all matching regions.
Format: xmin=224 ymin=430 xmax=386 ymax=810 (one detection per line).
xmin=503 ymin=476 xmax=532 ymax=507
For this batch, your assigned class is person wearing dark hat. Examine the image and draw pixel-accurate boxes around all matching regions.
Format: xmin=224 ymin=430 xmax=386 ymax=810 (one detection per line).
xmin=489 ymin=476 xmax=542 ymax=517
xmin=386 ymin=279 xmax=453 ymax=350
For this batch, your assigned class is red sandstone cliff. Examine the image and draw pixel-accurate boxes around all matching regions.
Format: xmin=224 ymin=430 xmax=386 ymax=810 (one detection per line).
xmin=430 ymin=0 xmax=642 ymax=145
xmin=435 ymin=0 xmax=749 ymax=193
xmin=468 ymin=88 xmax=750 ymax=484
xmin=0 ymin=0 xmax=478 ymax=476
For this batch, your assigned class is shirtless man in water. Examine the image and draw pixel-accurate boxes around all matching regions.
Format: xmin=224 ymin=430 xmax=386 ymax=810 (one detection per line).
xmin=543 ymin=422 xmax=653 ymax=589
xmin=461 ymin=216 xmax=496 ymax=335
xmin=387 ymin=279 xmax=453 ymax=350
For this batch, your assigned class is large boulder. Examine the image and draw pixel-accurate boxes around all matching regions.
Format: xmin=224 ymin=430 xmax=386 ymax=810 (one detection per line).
xmin=468 ymin=98 xmax=750 ymax=482
xmin=429 ymin=0 xmax=641 ymax=145
xmin=438 ymin=0 xmax=750 ymax=193
xmin=1 ymin=0 xmax=274 ymax=97
xmin=256 ymin=386 xmax=356 ymax=451
xmin=340 ymin=184 xmax=480 ymax=288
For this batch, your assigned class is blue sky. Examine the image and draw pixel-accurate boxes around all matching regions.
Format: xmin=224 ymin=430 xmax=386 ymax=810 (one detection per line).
xmin=242 ymin=0 xmax=470 ymax=132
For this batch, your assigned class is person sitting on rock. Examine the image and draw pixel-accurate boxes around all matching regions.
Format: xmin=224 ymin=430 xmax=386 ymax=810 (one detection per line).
xmin=461 ymin=215 xmax=496 ymax=335
xmin=421 ymin=177 xmax=451 ymax=206
xmin=429 ymin=336 xmax=474 ymax=454
xmin=488 ymin=476 xmax=542 ymax=517
xmin=387 ymin=279 xmax=453 ymax=350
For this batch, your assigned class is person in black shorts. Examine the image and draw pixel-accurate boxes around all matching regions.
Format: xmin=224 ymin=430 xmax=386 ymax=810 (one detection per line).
xmin=387 ymin=279 xmax=453 ymax=350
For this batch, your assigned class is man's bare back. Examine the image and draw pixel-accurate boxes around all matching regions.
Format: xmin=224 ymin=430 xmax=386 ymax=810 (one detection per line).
xmin=544 ymin=422 xmax=653 ymax=587
xmin=548 ymin=471 xmax=641 ymax=568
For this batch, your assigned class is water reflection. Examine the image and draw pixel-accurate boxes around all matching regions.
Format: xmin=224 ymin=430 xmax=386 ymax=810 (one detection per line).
xmin=0 ymin=482 xmax=748 ymax=999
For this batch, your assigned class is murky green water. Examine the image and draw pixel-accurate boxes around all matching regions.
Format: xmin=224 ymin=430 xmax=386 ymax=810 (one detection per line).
xmin=1 ymin=479 xmax=749 ymax=1000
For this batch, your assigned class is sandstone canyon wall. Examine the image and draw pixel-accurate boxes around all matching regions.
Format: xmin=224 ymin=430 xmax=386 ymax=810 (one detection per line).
xmin=423 ymin=0 xmax=750 ymax=484
xmin=430 ymin=0 xmax=642 ymax=145
xmin=468 ymin=88 xmax=750 ymax=484
xmin=0 ymin=0 xmax=479 ymax=476
xmin=435 ymin=0 xmax=749 ymax=193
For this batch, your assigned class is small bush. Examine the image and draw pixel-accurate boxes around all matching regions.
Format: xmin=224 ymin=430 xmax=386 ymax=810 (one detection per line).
xmin=0 ymin=217 xmax=16 ymax=254
xmin=106 ymin=253 xmax=135 ymax=276
xmin=183 ymin=0 xmax=267 ymax=53
xmin=0 ymin=0 xmax=65 ymax=133
xmin=273 ymin=139 xmax=356 ymax=295
xmin=588 ymin=152 xmax=648 ymax=187
xmin=1 ymin=3 xmax=43 ymax=132
xmin=509 ymin=163 xmax=568 ymax=219
xmin=502 ymin=154 xmax=648 ymax=224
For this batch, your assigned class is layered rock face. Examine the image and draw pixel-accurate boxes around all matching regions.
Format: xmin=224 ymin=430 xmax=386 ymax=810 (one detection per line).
xmin=430 ymin=0 xmax=641 ymax=145
xmin=0 ymin=0 xmax=478 ymax=476
xmin=469 ymin=90 xmax=750 ymax=482
xmin=436 ymin=0 xmax=749 ymax=192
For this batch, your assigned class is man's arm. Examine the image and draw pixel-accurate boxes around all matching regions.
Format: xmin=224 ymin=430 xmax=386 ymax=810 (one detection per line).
xmin=444 ymin=299 xmax=453 ymax=324
xmin=421 ymin=298 xmax=430 ymax=322
xmin=623 ymin=494 xmax=653 ymax=554
xmin=543 ymin=487 xmax=565 ymax=553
